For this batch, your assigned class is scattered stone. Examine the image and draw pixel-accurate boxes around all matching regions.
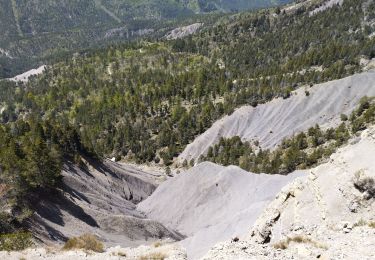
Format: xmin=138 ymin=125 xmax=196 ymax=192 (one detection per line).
xmin=232 ymin=237 xmax=239 ymax=243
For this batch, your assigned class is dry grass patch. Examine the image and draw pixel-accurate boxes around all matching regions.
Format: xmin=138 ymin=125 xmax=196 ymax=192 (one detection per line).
xmin=62 ymin=234 xmax=104 ymax=253
xmin=353 ymin=219 xmax=367 ymax=227
xmin=153 ymin=241 xmax=162 ymax=248
xmin=116 ymin=251 xmax=127 ymax=257
xmin=273 ymin=235 xmax=327 ymax=250
xmin=138 ymin=252 xmax=167 ymax=260
xmin=111 ymin=251 xmax=127 ymax=257
xmin=353 ymin=219 xmax=375 ymax=229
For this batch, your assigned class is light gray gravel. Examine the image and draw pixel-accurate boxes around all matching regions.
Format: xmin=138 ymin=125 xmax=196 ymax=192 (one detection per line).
xmin=138 ymin=162 xmax=304 ymax=259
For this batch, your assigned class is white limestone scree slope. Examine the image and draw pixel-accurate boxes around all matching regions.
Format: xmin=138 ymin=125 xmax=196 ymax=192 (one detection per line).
xmin=137 ymin=163 xmax=305 ymax=259
xmin=178 ymin=71 xmax=375 ymax=163
xmin=203 ymin=126 xmax=375 ymax=260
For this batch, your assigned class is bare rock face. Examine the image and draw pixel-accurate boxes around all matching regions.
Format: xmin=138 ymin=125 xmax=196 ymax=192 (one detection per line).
xmin=165 ymin=23 xmax=203 ymax=40
xmin=203 ymin=127 xmax=375 ymax=259
xmin=7 ymin=65 xmax=46 ymax=82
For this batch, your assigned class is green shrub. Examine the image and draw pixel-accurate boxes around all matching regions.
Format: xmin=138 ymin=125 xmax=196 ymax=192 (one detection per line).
xmin=340 ymin=114 xmax=348 ymax=121
xmin=0 ymin=212 xmax=13 ymax=234
xmin=0 ymin=232 xmax=33 ymax=251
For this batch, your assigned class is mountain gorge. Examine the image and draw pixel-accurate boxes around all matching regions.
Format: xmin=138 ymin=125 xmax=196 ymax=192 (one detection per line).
xmin=0 ymin=0 xmax=375 ymax=259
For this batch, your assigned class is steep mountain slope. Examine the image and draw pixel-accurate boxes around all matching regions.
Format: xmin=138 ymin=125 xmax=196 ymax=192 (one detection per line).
xmin=185 ymin=0 xmax=292 ymax=12
xmin=0 ymin=0 xmax=291 ymax=78
xmin=203 ymin=126 xmax=375 ymax=260
xmin=173 ymin=0 xmax=375 ymax=82
xmin=1 ymin=0 xmax=374 ymax=167
xmin=29 ymin=158 xmax=183 ymax=247
xmin=138 ymin=162 xmax=304 ymax=259
xmin=179 ymin=70 xmax=375 ymax=163
xmin=0 ymin=0 xmax=289 ymax=35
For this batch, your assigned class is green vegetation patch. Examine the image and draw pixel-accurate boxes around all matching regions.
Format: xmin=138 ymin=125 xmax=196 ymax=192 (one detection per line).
xmin=0 ymin=232 xmax=33 ymax=251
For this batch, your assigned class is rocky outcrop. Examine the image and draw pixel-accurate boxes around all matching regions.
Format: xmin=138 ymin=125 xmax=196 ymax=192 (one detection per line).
xmin=7 ymin=65 xmax=46 ymax=82
xmin=203 ymin=127 xmax=375 ymax=259
xmin=165 ymin=23 xmax=203 ymax=40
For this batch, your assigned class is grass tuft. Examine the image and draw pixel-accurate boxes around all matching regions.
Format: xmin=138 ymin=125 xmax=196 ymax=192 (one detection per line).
xmin=273 ymin=235 xmax=327 ymax=250
xmin=353 ymin=219 xmax=375 ymax=229
xmin=138 ymin=252 xmax=167 ymax=260
xmin=153 ymin=241 xmax=162 ymax=248
xmin=117 ymin=251 xmax=127 ymax=257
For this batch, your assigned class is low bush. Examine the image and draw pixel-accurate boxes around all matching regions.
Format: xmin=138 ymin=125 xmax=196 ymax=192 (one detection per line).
xmin=139 ymin=252 xmax=167 ymax=260
xmin=63 ymin=234 xmax=104 ymax=253
xmin=153 ymin=241 xmax=162 ymax=248
xmin=0 ymin=232 xmax=33 ymax=251
xmin=353 ymin=219 xmax=375 ymax=229
xmin=116 ymin=251 xmax=127 ymax=257
xmin=353 ymin=171 xmax=375 ymax=199
xmin=273 ymin=235 xmax=327 ymax=250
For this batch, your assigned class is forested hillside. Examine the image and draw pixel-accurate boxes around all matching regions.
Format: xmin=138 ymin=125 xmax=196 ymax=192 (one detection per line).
xmin=0 ymin=0 xmax=290 ymax=78
xmin=1 ymin=0 xmax=374 ymax=165
xmin=0 ymin=0 xmax=188 ymax=78
xmin=0 ymin=114 xmax=86 ymax=236
xmin=172 ymin=0 xmax=375 ymax=88
xmin=184 ymin=0 xmax=291 ymax=12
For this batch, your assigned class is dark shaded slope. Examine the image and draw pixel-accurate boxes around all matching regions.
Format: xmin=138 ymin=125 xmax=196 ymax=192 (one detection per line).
xmin=28 ymin=158 xmax=183 ymax=247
